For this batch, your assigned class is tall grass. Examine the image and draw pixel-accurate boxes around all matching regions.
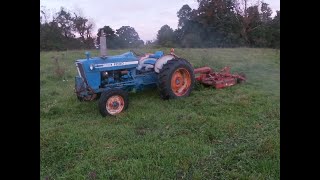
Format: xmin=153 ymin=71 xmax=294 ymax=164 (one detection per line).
xmin=40 ymin=48 xmax=280 ymax=179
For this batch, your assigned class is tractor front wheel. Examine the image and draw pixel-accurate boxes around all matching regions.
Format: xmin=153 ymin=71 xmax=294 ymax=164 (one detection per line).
xmin=98 ymin=89 xmax=129 ymax=116
xmin=158 ymin=58 xmax=195 ymax=99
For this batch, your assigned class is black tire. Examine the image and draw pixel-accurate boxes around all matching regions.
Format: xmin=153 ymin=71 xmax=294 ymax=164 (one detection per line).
xmin=98 ymin=89 xmax=129 ymax=116
xmin=158 ymin=58 xmax=195 ymax=100
xmin=77 ymin=93 xmax=98 ymax=102
xmin=237 ymin=72 xmax=246 ymax=84
xmin=75 ymin=81 xmax=100 ymax=102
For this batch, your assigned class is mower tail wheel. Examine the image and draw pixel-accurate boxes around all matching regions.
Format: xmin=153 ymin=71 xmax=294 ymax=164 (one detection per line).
xmin=237 ymin=72 xmax=246 ymax=83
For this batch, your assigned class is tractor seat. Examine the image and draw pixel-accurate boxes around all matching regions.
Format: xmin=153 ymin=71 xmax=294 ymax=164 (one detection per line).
xmin=143 ymin=59 xmax=156 ymax=65
xmin=136 ymin=51 xmax=163 ymax=71
xmin=148 ymin=51 xmax=164 ymax=58
xmin=137 ymin=58 xmax=157 ymax=71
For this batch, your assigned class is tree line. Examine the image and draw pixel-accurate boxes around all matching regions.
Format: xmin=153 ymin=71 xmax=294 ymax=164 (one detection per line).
xmin=156 ymin=0 xmax=280 ymax=48
xmin=40 ymin=7 xmax=144 ymax=51
xmin=40 ymin=0 xmax=280 ymax=51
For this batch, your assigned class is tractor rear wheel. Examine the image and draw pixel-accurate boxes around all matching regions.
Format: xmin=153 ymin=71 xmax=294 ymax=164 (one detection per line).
xmin=158 ymin=58 xmax=195 ymax=99
xmin=98 ymin=89 xmax=129 ymax=116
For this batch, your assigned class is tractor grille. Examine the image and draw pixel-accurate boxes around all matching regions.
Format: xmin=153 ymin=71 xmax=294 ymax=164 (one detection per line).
xmin=76 ymin=63 xmax=90 ymax=86
xmin=76 ymin=63 xmax=82 ymax=78
xmin=76 ymin=63 xmax=86 ymax=78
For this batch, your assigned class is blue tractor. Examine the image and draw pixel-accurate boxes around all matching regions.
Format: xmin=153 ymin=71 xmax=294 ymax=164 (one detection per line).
xmin=74 ymin=32 xmax=195 ymax=116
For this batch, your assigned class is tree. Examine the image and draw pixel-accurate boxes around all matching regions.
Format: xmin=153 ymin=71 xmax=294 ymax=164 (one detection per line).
xmin=253 ymin=2 xmax=274 ymax=47
xmin=261 ymin=2 xmax=273 ymax=23
xmin=40 ymin=6 xmax=94 ymax=51
xmin=270 ymin=10 xmax=280 ymax=49
xmin=181 ymin=33 xmax=202 ymax=48
xmin=40 ymin=1 xmax=279 ymax=50
xmin=156 ymin=25 xmax=175 ymax=47
xmin=242 ymin=2 xmax=274 ymax=47
xmin=40 ymin=21 xmax=66 ymax=50
xmin=145 ymin=40 xmax=157 ymax=48
xmin=72 ymin=13 xmax=95 ymax=48
xmin=116 ymin=26 xmax=143 ymax=48
xmin=40 ymin=6 xmax=51 ymax=24
xmin=55 ymin=7 xmax=74 ymax=38
xmin=178 ymin=20 xmax=206 ymax=47
xmin=176 ymin=4 xmax=204 ymax=47
xmin=177 ymin=4 xmax=192 ymax=27
xmin=146 ymin=40 xmax=153 ymax=45
xmin=195 ymin=0 xmax=241 ymax=47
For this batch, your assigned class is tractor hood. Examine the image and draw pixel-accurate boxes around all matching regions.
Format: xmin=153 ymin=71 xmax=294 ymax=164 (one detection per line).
xmin=76 ymin=51 xmax=138 ymax=63
xmin=75 ymin=51 xmax=139 ymax=71
xmin=75 ymin=51 xmax=140 ymax=90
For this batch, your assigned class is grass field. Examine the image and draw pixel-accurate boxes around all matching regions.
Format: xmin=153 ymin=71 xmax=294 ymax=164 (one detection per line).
xmin=40 ymin=48 xmax=280 ymax=179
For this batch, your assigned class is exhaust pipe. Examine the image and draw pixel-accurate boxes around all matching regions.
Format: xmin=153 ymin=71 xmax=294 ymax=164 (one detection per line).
xmin=100 ymin=30 xmax=107 ymax=57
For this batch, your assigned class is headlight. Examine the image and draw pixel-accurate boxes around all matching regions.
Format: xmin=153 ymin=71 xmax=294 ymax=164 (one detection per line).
xmin=89 ymin=64 xmax=94 ymax=70
xmin=102 ymin=71 xmax=108 ymax=78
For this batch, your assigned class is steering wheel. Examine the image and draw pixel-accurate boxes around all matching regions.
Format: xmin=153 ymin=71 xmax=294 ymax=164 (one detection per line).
xmin=130 ymin=49 xmax=145 ymax=57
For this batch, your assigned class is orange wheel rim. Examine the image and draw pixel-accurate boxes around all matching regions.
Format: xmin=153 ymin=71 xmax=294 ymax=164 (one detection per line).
xmin=171 ymin=68 xmax=191 ymax=96
xmin=106 ymin=95 xmax=125 ymax=115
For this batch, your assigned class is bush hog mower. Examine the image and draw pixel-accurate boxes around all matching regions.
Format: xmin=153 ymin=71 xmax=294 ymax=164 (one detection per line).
xmin=74 ymin=31 xmax=246 ymax=116
xmin=194 ymin=66 xmax=246 ymax=89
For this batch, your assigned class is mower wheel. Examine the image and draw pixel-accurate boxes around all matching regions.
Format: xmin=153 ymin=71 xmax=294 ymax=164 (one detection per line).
xmin=98 ymin=89 xmax=129 ymax=116
xmin=158 ymin=58 xmax=195 ymax=99
xmin=237 ymin=72 xmax=246 ymax=83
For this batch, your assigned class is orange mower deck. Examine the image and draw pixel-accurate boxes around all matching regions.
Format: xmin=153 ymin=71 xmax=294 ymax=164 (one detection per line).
xmin=194 ymin=66 xmax=246 ymax=89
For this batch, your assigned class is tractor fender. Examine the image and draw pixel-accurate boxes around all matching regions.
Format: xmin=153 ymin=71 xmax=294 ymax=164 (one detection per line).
xmin=154 ymin=55 xmax=175 ymax=73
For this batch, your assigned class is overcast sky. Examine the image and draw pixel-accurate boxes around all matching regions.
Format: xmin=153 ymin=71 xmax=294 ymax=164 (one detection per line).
xmin=40 ymin=0 xmax=280 ymax=42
